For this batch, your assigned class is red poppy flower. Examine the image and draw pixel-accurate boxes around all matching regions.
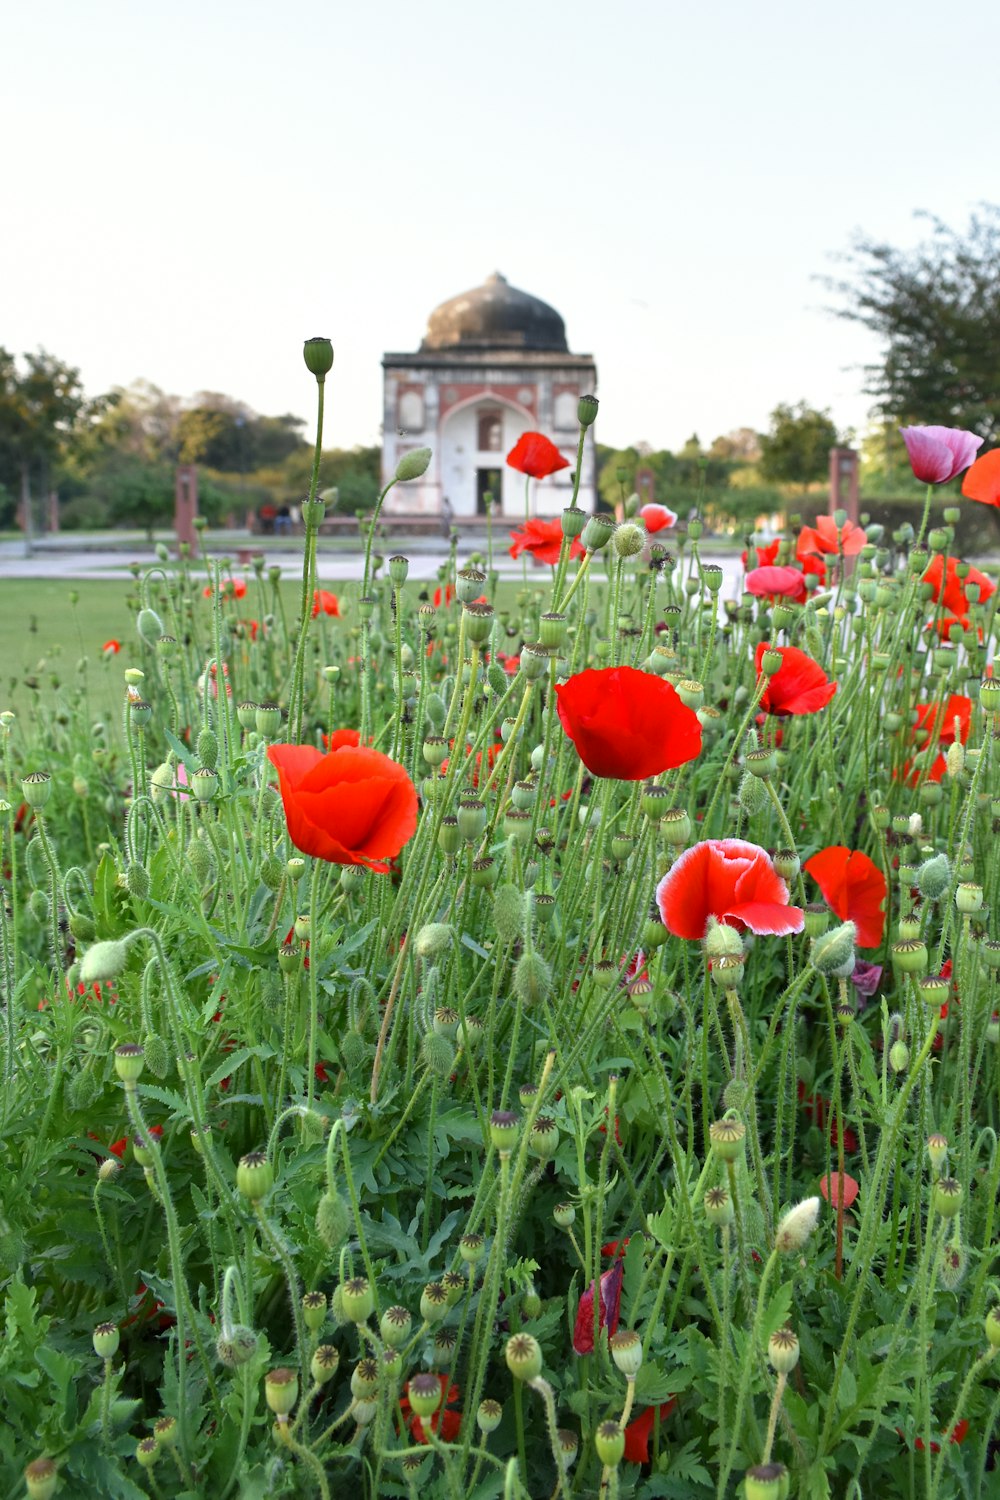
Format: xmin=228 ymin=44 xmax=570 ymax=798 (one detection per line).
xmin=900 ymin=425 xmax=982 ymax=484
xmin=754 ymin=643 xmax=837 ymax=717
xmin=746 ymin=565 xmax=808 ymax=606
xmin=554 ymin=666 xmax=702 ymax=781
xmin=623 ymin=1401 xmax=678 ymax=1464
xmin=109 ymin=1136 xmax=129 ymax=1160
xmin=267 ymin=744 xmax=418 ymax=871
xmin=399 ymin=1376 xmax=462 ymax=1443
xmin=102 ymin=639 xmax=121 ymax=655
xmin=796 ymin=515 xmax=866 ymax=559
xmin=908 ymin=694 xmax=972 ymax=782
xmin=907 ymin=1419 xmax=970 ymax=1454
xmin=819 ymin=1172 xmax=859 ymax=1210
xmin=312 ymin=590 xmax=341 ymax=618
xmin=573 ymin=1257 xmax=624 ymax=1354
xmin=742 ymin=539 xmax=781 ymax=568
xmin=803 ymin=846 xmax=887 ymax=948
xmin=506 ymin=431 xmax=570 ymax=480
xmin=497 ymin=651 xmax=521 ymax=675
xmin=432 ymin=582 xmax=455 ymax=608
xmin=639 ymin=502 xmax=677 ymax=533
xmin=322 ymin=728 xmax=362 ymax=752
xmin=508 ymin=516 xmax=584 ymax=567
xmin=656 ymin=838 xmax=804 ymax=939
xmin=923 ymin=555 xmax=995 ymax=618
xmin=961 ymin=448 xmax=1000 ymax=507
xmin=203 ymin=578 xmax=247 ymax=600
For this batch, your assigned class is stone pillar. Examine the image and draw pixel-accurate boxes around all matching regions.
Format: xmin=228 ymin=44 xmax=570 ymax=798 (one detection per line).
xmin=829 ymin=448 xmax=859 ymax=526
xmin=175 ymin=465 xmax=199 ymax=555
xmin=48 ymin=491 xmax=59 ymax=533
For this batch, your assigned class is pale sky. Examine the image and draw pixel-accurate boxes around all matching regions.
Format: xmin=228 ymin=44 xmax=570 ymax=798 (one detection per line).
xmin=3 ymin=0 xmax=996 ymax=456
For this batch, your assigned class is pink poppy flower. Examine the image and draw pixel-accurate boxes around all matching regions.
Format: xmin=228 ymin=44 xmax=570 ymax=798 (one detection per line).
xmin=900 ymin=426 xmax=982 ymax=484
xmin=746 ymin=565 xmax=808 ymax=606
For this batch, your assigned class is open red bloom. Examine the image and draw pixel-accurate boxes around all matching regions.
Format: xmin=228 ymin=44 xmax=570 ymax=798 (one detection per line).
xmin=554 ymin=666 xmax=702 ymax=781
xmin=509 ymin=516 xmax=583 ymax=567
xmin=573 ymin=1257 xmax=624 ymax=1354
xmin=399 ymin=1376 xmax=462 ymax=1443
xmin=656 ymin=838 xmax=804 ymax=939
xmin=322 ymin=728 xmax=362 ymax=752
xmin=742 ymin=539 xmax=781 ymax=568
xmin=755 ymin=643 xmax=837 ymax=717
xmin=803 ymin=846 xmax=886 ymax=948
xmin=433 ymin=582 xmax=454 ymax=608
xmin=623 ymin=1401 xmax=678 ymax=1464
xmin=312 ymin=590 xmax=341 ymax=618
xmin=796 ymin=515 xmax=866 ymax=559
xmin=746 ymin=565 xmax=808 ymax=606
xmin=923 ymin=554 xmax=995 ymax=618
xmin=267 ymin=744 xmax=417 ymax=871
xmin=906 ymin=1419 xmax=970 ymax=1454
xmin=819 ymin=1172 xmax=859 ymax=1210
xmin=962 ymin=448 xmax=1000 ymax=507
xmin=506 ymin=430 xmax=570 ymax=479
xmin=102 ymin=639 xmax=121 ymax=655
xmin=203 ymin=578 xmax=247 ymax=600
xmin=908 ymin=694 xmax=972 ymax=782
xmin=639 ymin=502 xmax=677 ymax=533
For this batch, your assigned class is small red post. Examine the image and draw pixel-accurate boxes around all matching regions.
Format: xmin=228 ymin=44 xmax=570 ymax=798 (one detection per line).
xmin=829 ymin=448 xmax=859 ymax=526
xmin=175 ymin=465 xmax=199 ymax=555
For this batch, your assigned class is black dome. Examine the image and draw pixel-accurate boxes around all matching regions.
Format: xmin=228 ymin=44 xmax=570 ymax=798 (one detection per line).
xmin=421 ymin=273 xmax=568 ymax=353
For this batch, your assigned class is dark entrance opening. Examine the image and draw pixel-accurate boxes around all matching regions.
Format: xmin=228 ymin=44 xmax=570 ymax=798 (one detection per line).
xmin=476 ymin=469 xmax=501 ymax=515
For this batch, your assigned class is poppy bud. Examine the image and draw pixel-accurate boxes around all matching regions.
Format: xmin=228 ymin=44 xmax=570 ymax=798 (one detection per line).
xmin=704 ymin=1185 xmax=733 ymax=1226
xmin=264 ymin=1367 xmax=298 ymax=1419
xmin=767 ymin=1326 xmax=799 ymax=1374
xmin=562 ymin=505 xmax=586 ymax=538
xmin=21 ymin=771 xmax=52 ymax=809
xmin=81 ymin=940 xmax=129 ymax=984
xmin=218 ymin=1329 xmax=259 ymax=1369
xmin=420 ymin=1282 xmax=449 ymax=1323
xmin=415 ymin=922 xmax=453 ymax=959
xmin=514 ymin=951 xmax=551 ymax=1006
xmin=595 ymin=1419 xmax=625 ymax=1468
xmin=933 ymin=1177 xmax=962 ymax=1218
xmin=610 ymin=1329 xmax=643 ymax=1377
xmin=612 ymin=522 xmax=645 ymax=559
xmin=889 ymin=1039 xmax=910 ymax=1073
xmin=478 ymin=1398 xmax=503 ymax=1433
xmin=810 ymin=920 xmax=857 ymax=977
xmin=710 ymin=1117 xmax=746 ymax=1162
xmin=421 ymin=1031 xmax=455 ymax=1077
xmin=395 ymin=446 xmax=432 ymax=482
xmin=775 ymin=1197 xmax=821 ymax=1252
xmin=705 ymin=919 xmax=744 ymax=960
xmin=917 ymin=854 xmax=950 ymax=900
xmin=24 ymin=1459 xmax=59 ymax=1500
xmin=303 ymin=337 xmax=334 ymax=378
xmin=578 ymin=394 xmax=599 ymax=427
xmin=738 ymin=771 xmax=765 ymax=815
xmin=581 ymin=514 xmax=615 ymax=552
xmin=505 ymin=1333 xmax=543 ymax=1382
xmin=302 ymin=1291 xmax=327 ymax=1331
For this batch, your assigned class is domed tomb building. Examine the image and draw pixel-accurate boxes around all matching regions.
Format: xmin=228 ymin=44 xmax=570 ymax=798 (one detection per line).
xmin=381 ymin=273 xmax=598 ymax=517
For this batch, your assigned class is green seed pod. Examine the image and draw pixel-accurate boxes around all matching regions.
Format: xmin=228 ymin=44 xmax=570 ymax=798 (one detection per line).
xmin=528 ymin=1115 xmax=559 ymax=1160
xmin=709 ymin=1117 xmax=745 ymax=1163
xmin=264 ymin=1366 xmax=298 ymax=1418
xmin=704 ymin=1185 xmax=734 ymax=1227
xmin=767 ymin=1326 xmax=799 ymax=1374
xmin=113 ymin=1043 xmax=145 ymax=1084
xmin=610 ymin=1329 xmax=643 ymax=1377
xmin=311 ymin=1344 xmax=340 ymax=1385
xmin=236 ymin=1151 xmax=273 ymax=1202
xmin=594 ymin=1418 xmax=626 ymax=1467
xmin=477 ymin=1397 xmax=503 ymax=1433
xmin=24 ymin=1458 xmax=59 ymax=1500
xmin=933 ymin=1177 xmax=962 ymax=1218
xmin=408 ymin=1372 xmax=443 ymax=1418
xmin=380 ymin=1305 xmax=412 ymax=1347
xmin=341 ymin=1276 xmax=375 ymax=1323
xmin=505 ymin=1333 xmax=543 ymax=1381
xmin=302 ymin=1291 xmax=327 ymax=1331
xmin=420 ymin=1282 xmax=449 ymax=1323
xmin=744 ymin=1463 xmax=785 ymax=1500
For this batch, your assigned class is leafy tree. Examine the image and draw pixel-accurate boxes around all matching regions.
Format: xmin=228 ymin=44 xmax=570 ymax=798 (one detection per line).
xmin=709 ymin=427 xmax=762 ymax=464
xmin=828 ymin=205 xmax=1000 ymax=440
xmin=758 ymin=402 xmax=839 ymax=490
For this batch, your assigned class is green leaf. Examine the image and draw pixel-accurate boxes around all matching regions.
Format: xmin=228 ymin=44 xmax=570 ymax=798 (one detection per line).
xmin=760 ymin=1280 xmax=795 ymax=1344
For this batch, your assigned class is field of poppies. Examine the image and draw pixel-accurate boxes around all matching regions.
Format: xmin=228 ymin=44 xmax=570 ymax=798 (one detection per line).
xmin=2 ymin=344 xmax=1000 ymax=1500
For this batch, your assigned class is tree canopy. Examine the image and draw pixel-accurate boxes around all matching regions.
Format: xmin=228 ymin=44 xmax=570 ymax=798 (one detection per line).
xmin=757 ymin=402 xmax=839 ymax=490
xmin=829 ymin=205 xmax=1000 ymax=441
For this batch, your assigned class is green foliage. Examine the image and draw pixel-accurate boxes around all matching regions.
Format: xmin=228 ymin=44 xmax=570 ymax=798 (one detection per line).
xmin=758 ymin=401 xmax=840 ymax=489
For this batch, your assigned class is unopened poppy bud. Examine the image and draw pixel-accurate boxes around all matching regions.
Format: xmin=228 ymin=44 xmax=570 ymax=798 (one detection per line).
xmin=420 ymin=1282 xmax=449 ymax=1323
xmin=738 ymin=771 xmax=765 ymax=815
xmin=554 ymin=1203 xmax=576 ymax=1229
xmin=595 ymin=1418 xmax=626 ymax=1467
xmin=985 ymin=1307 xmax=1000 ymax=1348
xmin=610 ymin=1329 xmax=643 ymax=1377
xmin=113 ymin=1042 xmax=145 ymax=1085
xmin=891 ymin=939 xmax=928 ymax=976
xmin=478 ymin=1397 xmax=503 ymax=1433
xmin=218 ymin=1329 xmax=257 ymax=1368
xmin=705 ymin=918 xmax=744 ymax=960
xmin=744 ymin=1464 xmax=785 ymax=1500
xmin=927 ymin=1133 xmax=948 ymax=1173
xmin=612 ymin=522 xmax=645 ymax=559
xmin=341 ymin=1276 xmax=375 ymax=1323
xmin=264 ymin=1367 xmax=298 ymax=1419
xmin=775 ymin=1197 xmax=821 ymax=1252
xmin=302 ymin=1291 xmax=327 ymax=1331
xmin=93 ymin=1321 xmax=119 ymax=1360
xmin=505 ymin=1332 xmax=542 ymax=1381
xmin=810 ymin=920 xmax=857 ymax=977
xmin=710 ymin=1117 xmax=746 ymax=1162
xmin=415 ymin=922 xmax=453 ymax=959
xmin=767 ymin=1326 xmax=799 ymax=1374
xmin=917 ymin=854 xmax=950 ymax=900
xmin=395 ymin=446 xmax=432 ymax=481
xmin=956 ymin=883 xmax=983 ymax=914
xmin=237 ymin=1151 xmax=273 ymax=1203
xmin=704 ymin=1185 xmax=734 ymax=1226
xmin=21 ymin=770 xmax=53 ymax=809
xmin=528 ymin=1115 xmax=559 ymax=1160
xmin=581 ymin=514 xmax=615 ymax=552
xmin=24 ymin=1458 xmax=59 ymax=1500
xmin=933 ymin=1177 xmax=962 ymax=1218
xmin=81 ymin=940 xmax=129 ymax=984
xmin=98 ymin=1156 xmax=120 ymax=1183
xmin=303 ymin=337 xmax=334 ymax=378
xmin=380 ymin=1305 xmax=412 ymax=1347
xmin=514 ymin=950 xmax=551 ymax=1006
xmin=422 ymin=1031 xmax=455 ymax=1077
xmin=889 ymin=1039 xmax=910 ymax=1073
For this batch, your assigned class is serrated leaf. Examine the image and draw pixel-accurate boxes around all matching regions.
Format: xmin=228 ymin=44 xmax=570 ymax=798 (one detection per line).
xmin=760 ymin=1279 xmax=795 ymax=1343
